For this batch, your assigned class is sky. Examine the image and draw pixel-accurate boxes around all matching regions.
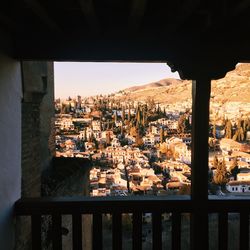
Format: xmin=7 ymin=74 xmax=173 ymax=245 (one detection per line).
xmin=54 ymin=62 xmax=179 ymax=99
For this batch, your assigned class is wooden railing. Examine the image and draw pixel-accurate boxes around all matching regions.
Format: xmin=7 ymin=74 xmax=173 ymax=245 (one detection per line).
xmin=15 ymin=196 xmax=250 ymax=250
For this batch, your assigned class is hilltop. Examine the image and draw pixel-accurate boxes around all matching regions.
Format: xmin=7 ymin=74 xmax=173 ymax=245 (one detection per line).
xmin=118 ymin=64 xmax=250 ymax=104
xmin=121 ymin=78 xmax=191 ymax=104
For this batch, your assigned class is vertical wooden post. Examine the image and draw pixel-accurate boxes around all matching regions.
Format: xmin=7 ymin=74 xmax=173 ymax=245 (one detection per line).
xmin=191 ymin=78 xmax=211 ymax=250
xmin=31 ymin=215 xmax=41 ymax=250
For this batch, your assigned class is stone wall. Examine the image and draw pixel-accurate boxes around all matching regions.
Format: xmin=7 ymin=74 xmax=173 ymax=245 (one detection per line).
xmin=21 ymin=61 xmax=55 ymax=198
xmin=42 ymin=158 xmax=92 ymax=250
xmin=16 ymin=61 xmax=91 ymax=250
xmin=40 ymin=62 xmax=55 ymax=173
xmin=16 ymin=61 xmax=55 ymax=250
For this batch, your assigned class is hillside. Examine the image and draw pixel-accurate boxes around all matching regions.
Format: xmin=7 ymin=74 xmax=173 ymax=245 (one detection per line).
xmin=122 ymin=78 xmax=191 ymax=104
xmin=118 ymin=64 xmax=250 ymax=104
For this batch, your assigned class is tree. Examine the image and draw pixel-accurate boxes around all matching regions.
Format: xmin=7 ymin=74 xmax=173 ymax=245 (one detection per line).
xmin=177 ymin=114 xmax=186 ymax=134
xmin=212 ymin=121 xmax=216 ymax=139
xmin=213 ymin=155 xmax=219 ymax=169
xmin=224 ymin=120 xmax=232 ymax=139
xmin=135 ymin=131 xmax=143 ymax=147
xmin=84 ymin=128 xmax=87 ymax=141
xmin=136 ymin=107 xmax=141 ymax=128
xmin=122 ymin=106 xmax=125 ymax=122
xmin=233 ymin=119 xmax=245 ymax=141
xmin=94 ymin=138 xmax=99 ymax=150
xmin=157 ymin=103 xmax=161 ymax=114
xmin=229 ymin=158 xmax=239 ymax=180
xmin=88 ymin=132 xmax=94 ymax=142
xmin=130 ymin=126 xmax=137 ymax=137
xmin=128 ymin=106 xmax=131 ymax=121
xmin=114 ymin=111 xmax=118 ymax=123
xmin=146 ymin=97 xmax=156 ymax=113
xmin=159 ymin=142 xmax=168 ymax=154
xmin=106 ymin=131 xmax=111 ymax=145
xmin=233 ymin=127 xmax=244 ymax=141
xmin=213 ymin=158 xmax=228 ymax=186
xmin=160 ymin=127 xmax=165 ymax=143
xmin=163 ymin=107 xmax=166 ymax=117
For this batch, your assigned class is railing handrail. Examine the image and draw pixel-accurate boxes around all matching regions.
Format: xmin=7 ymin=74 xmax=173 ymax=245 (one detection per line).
xmin=15 ymin=195 xmax=250 ymax=215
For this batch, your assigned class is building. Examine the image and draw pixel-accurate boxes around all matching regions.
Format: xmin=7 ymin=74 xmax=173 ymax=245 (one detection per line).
xmin=226 ymin=181 xmax=250 ymax=193
xmin=220 ymin=138 xmax=242 ymax=153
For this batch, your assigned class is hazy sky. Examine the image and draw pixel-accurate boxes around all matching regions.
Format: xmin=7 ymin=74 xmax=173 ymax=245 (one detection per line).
xmin=54 ymin=62 xmax=179 ymax=99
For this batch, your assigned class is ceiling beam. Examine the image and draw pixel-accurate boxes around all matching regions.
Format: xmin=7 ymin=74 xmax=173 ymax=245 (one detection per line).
xmin=23 ymin=0 xmax=61 ymax=33
xmin=169 ymin=0 xmax=200 ymax=31
xmin=231 ymin=0 xmax=250 ymax=17
xmin=0 ymin=12 xmax=18 ymax=33
xmin=78 ymin=0 xmax=99 ymax=35
xmin=128 ymin=0 xmax=147 ymax=34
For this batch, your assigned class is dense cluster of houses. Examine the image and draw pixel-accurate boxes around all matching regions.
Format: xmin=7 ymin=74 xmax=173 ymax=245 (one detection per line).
xmin=209 ymin=138 xmax=250 ymax=193
xmin=55 ymin=94 xmax=250 ymax=196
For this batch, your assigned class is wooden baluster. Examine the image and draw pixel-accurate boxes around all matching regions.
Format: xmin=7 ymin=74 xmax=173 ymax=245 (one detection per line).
xmin=172 ymin=212 xmax=181 ymax=250
xmin=132 ymin=212 xmax=142 ymax=250
xmin=93 ymin=213 xmax=103 ymax=250
xmin=218 ymin=212 xmax=228 ymax=250
xmin=31 ymin=215 xmax=41 ymax=250
xmin=190 ymin=78 xmax=210 ymax=250
xmin=72 ymin=213 xmax=82 ymax=250
xmin=112 ymin=212 xmax=122 ymax=250
xmin=240 ymin=211 xmax=249 ymax=250
xmin=52 ymin=214 xmax=62 ymax=250
xmin=152 ymin=212 xmax=162 ymax=250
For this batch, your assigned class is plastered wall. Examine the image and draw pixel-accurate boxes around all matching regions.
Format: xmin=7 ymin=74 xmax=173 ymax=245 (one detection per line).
xmin=0 ymin=54 xmax=22 ymax=249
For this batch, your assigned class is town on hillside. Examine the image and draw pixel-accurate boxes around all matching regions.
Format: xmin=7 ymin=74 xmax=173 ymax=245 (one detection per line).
xmin=55 ymin=80 xmax=250 ymax=197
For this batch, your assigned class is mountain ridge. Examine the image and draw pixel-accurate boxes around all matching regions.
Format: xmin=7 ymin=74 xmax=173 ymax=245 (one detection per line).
xmin=118 ymin=64 xmax=250 ymax=104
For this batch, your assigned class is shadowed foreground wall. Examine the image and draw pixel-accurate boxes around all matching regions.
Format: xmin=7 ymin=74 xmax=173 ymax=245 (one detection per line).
xmin=0 ymin=54 xmax=22 ymax=250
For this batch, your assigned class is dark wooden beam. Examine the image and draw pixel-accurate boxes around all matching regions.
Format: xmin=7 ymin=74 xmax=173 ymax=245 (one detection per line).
xmin=14 ymin=196 xmax=250 ymax=216
xmin=169 ymin=0 xmax=200 ymax=31
xmin=0 ymin=12 xmax=17 ymax=33
xmin=128 ymin=0 xmax=147 ymax=33
xmin=191 ymin=78 xmax=210 ymax=201
xmin=23 ymin=0 xmax=61 ymax=33
xmin=78 ymin=0 xmax=99 ymax=35
xmin=231 ymin=0 xmax=250 ymax=17
xmin=190 ymin=77 xmax=211 ymax=250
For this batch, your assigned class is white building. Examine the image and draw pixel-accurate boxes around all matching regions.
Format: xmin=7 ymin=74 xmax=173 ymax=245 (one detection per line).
xmin=92 ymin=120 xmax=101 ymax=131
xmin=237 ymin=172 xmax=250 ymax=181
xmin=226 ymin=181 xmax=250 ymax=193
xmin=111 ymin=138 xmax=121 ymax=148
